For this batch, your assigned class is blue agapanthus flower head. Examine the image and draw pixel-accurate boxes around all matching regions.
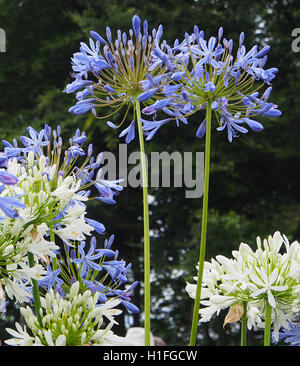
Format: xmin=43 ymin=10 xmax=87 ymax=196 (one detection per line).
xmin=64 ymin=14 xmax=170 ymax=144
xmin=139 ymin=26 xmax=281 ymax=142
xmin=42 ymin=234 xmax=139 ymax=314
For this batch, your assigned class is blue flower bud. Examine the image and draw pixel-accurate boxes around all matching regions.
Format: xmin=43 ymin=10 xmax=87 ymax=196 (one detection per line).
xmin=106 ymin=26 xmax=112 ymax=42
xmin=171 ymin=71 xmax=186 ymax=81
xmin=256 ymin=46 xmax=270 ymax=58
xmin=239 ymin=32 xmax=244 ymax=48
xmin=132 ymin=15 xmax=141 ymax=37
xmin=137 ymin=88 xmax=159 ymax=102
xmin=90 ymin=30 xmax=107 ymax=45
xmin=196 ymin=119 xmax=206 ymax=138
xmin=85 ymin=218 xmax=106 ymax=235
xmin=0 ymin=171 xmax=18 ymax=185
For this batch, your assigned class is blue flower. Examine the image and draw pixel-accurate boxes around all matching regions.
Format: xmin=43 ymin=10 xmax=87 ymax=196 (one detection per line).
xmin=82 ymin=279 xmax=108 ymax=303
xmin=2 ymin=139 xmax=27 ymax=158
xmin=191 ymin=36 xmax=223 ymax=68
xmin=20 ymin=126 xmax=49 ymax=155
xmin=216 ymin=113 xmax=249 ymax=142
xmin=102 ymin=255 xmax=132 ymax=284
xmin=137 ymin=87 xmax=160 ymax=102
xmin=94 ymin=174 xmax=123 ymax=205
xmin=85 ymin=218 xmax=106 ymax=235
xmin=0 ymin=171 xmax=18 ymax=185
xmin=142 ymin=118 xmax=171 ymax=141
xmin=72 ymin=237 xmax=114 ymax=278
xmin=63 ymin=77 xmax=93 ymax=94
xmin=71 ymin=129 xmax=87 ymax=145
xmin=68 ymin=98 xmax=96 ymax=115
xmin=66 ymin=146 xmax=85 ymax=161
xmin=0 ymin=193 xmax=26 ymax=219
xmin=38 ymin=265 xmax=64 ymax=291
xmin=110 ymin=281 xmax=139 ymax=313
xmin=120 ymin=299 xmax=140 ymax=313
xmin=0 ymin=153 xmax=8 ymax=167
xmin=272 ymin=323 xmax=300 ymax=346
xmin=119 ymin=121 xmax=135 ymax=144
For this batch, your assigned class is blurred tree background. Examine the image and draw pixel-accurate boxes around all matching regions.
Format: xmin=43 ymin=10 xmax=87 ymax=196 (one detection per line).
xmin=0 ymin=0 xmax=299 ymax=346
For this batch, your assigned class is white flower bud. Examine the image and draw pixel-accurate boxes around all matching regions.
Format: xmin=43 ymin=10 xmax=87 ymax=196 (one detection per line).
xmin=69 ymin=281 xmax=80 ymax=299
xmin=56 ymin=334 xmax=66 ymax=346
xmin=39 ymin=155 xmax=46 ymax=171
xmin=28 ymin=151 xmax=35 ymax=167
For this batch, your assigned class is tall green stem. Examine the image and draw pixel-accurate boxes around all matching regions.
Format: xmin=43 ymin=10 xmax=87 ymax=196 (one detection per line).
xmin=135 ymin=100 xmax=151 ymax=346
xmin=50 ymin=230 xmax=57 ymax=291
xmin=241 ymin=302 xmax=247 ymax=346
xmin=189 ymin=99 xmax=212 ymax=346
xmin=264 ymin=302 xmax=272 ymax=346
xmin=27 ymin=252 xmax=43 ymax=327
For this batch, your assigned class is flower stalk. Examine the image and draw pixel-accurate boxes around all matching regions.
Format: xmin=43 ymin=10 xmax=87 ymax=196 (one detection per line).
xmin=241 ymin=301 xmax=247 ymax=346
xmin=264 ymin=302 xmax=272 ymax=346
xmin=135 ymin=99 xmax=151 ymax=346
xmin=189 ymin=99 xmax=212 ymax=346
xmin=27 ymin=251 xmax=42 ymax=327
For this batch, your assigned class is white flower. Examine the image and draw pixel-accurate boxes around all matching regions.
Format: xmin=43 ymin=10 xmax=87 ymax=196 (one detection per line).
xmin=12 ymin=262 xmax=46 ymax=282
xmin=121 ymin=327 xmax=156 ymax=346
xmin=22 ymin=223 xmax=59 ymax=261
xmin=95 ymin=299 xmax=123 ymax=324
xmin=5 ymin=282 xmax=125 ymax=346
xmin=43 ymin=330 xmax=66 ymax=346
xmin=185 ymin=282 xmax=196 ymax=299
xmin=53 ymin=203 xmax=94 ymax=245
xmin=2 ymin=278 xmax=32 ymax=303
xmin=5 ymin=322 xmax=36 ymax=346
xmin=186 ymin=231 xmax=300 ymax=332
xmin=249 ymin=268 xmax=288 ymax=308
xmin=92 ymin=326 xmax=133 ymax=346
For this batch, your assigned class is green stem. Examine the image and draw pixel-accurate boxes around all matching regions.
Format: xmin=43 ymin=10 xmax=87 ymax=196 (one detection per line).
xmin=241 ymin=302 xmax=247 ymax=346
xmin=264 ymin=302 xmax=272 ymax=346
xmin=135 ymin=100 xmax=151 ymax=346
xmin=189 ymin=99 xmax=212 ymax=346
xmin=50 ymin=230 xmax=57 ymax=291
xmin=27 ymin=252 xmax=43 ymax=327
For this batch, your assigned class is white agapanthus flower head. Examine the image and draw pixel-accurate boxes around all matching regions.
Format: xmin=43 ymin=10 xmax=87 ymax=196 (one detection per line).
xmin=5 ymin=281 xmax=132 ymax=346
xmin=0 ymin=153 xmax=94 ymax=303
xmin=186 ymin=231 xmax=300 ymax=340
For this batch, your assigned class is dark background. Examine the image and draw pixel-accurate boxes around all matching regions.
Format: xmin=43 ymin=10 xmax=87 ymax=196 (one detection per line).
xmin=0 ymin=0 xmax=299 ymax=346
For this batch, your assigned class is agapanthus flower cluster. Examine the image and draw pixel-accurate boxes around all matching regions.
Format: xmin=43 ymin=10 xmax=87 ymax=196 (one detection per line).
xmin=38 ymin=234 xmax=139 ymax=315
xmin=186 ymin=232 xmax=300 ymax=341
xmin=139 ymin=26 xmax=281 ymax=142
xmin=0 ymin=124 xmax=140 ymax=346
xmin=64 ymin=15 xmax=168 ymax=144
xmin=0 ymin=124 xmax=123 ymax=303
xmin=5 ymin=281 xmax=133 ymax=346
